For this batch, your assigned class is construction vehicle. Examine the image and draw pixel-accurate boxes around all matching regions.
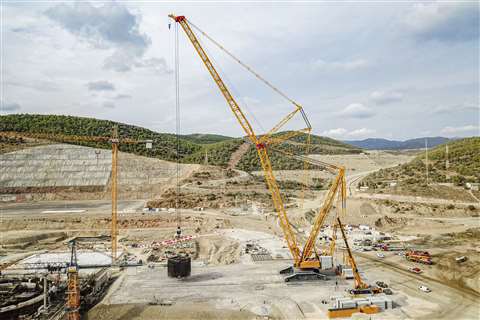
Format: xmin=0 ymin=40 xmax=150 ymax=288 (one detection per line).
xmin=0 ymin=129 xmax=152 ymax=264
xmin=408 ymin=267 xmax=422 ymax=274
xmin=379 ymin=244 xmax=404 ymax=251
xmin=419 ymin=285 xmax=432 ymax=293
xmin=336 ymin=217 xmax=382 ymax=295
xmin=170 ymin=14 xmax=351 ymax=281
xmin=66 ymin=236 xmax=110 ymax=320
xmin=405 ymin=250 xmax=433 ymax=265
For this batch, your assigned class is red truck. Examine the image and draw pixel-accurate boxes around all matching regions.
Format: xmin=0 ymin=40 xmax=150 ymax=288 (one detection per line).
xmin=406 ymin=250 xmax=433 ymax=265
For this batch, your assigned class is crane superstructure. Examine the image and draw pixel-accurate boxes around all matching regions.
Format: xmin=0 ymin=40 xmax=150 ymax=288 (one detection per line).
xmin=169 ymin=14 xmax=348 ymax=280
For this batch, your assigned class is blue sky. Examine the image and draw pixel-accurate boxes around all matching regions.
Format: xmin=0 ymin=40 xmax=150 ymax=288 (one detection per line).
xmin=1 ymin=1 xmax=479 ymax=140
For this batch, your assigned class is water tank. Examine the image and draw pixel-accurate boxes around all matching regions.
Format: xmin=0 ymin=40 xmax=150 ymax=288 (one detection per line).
xmin=167 ymin=255 xmax=191 ymax=278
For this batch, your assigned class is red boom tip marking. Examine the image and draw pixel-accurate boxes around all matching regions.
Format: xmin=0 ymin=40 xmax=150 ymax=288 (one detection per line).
xmin=175 ymin=16 xmax=186 ymax=22
xmin=256 ymin=143 xmax=266 ymax=150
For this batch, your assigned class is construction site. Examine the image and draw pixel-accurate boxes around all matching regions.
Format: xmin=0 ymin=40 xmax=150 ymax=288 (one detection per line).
xmin=1 ymin=12 xmax=480 ymax=320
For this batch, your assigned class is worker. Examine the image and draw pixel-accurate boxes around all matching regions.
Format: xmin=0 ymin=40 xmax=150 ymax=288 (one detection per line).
xmin=176 ymin=226 xmax=182 ymax=238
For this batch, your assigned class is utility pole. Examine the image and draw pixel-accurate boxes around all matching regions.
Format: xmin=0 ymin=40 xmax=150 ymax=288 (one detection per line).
xmin=111 ymin=126 xmax=119 ymax=264
xmin=445 ymin=144 xmax=449 ymax=170
xmin=425 ymin=138 xmax=429 ymax=186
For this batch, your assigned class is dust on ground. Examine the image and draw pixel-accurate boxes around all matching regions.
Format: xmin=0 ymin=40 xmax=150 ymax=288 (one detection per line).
xmin=195 ymin=236 xmax=242 ymax=265
xmin=86 ymin=302 xmax=257 ymax=320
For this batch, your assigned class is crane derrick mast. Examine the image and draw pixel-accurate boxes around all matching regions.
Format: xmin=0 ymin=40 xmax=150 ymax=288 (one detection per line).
xmin=336 ymin=217 xmax=382 ymax=295
xmin=170 ymin=14 xmax=350 ymax=281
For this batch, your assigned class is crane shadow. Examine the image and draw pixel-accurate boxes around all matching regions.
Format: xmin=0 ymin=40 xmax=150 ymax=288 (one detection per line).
xmin=181 ymin=272 xmax=223 ymax=282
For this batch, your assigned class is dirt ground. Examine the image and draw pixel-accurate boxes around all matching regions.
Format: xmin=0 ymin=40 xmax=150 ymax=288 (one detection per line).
xmin=86 ymin=302 xmax=257 ymax=320
xmin=2 ymin=148 xmax=480 ymax=319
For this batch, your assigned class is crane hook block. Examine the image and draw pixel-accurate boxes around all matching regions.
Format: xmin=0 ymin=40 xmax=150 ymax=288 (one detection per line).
xmin=175 ymin=16 xmax=186 ymax=22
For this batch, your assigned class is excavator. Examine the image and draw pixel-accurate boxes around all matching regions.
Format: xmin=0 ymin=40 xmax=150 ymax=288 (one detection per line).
xmin=169 ymin=14 xmax=351 ymax=281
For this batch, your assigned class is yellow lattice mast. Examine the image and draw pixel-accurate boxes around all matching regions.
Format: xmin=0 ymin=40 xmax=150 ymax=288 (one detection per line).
xmin=169 ymin=14 xmax=312 ymax=264
xmin=169 ymin=15 xmax=349 ymax=273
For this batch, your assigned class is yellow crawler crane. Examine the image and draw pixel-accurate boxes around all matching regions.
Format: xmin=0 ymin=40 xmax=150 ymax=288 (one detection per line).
xmin=0 ymin=129 xmax=151 ymax=264
xmin=170 ymin=14 xmax=347 ymax=281
xmin=336 ymin=217 xmax=383 ymax=295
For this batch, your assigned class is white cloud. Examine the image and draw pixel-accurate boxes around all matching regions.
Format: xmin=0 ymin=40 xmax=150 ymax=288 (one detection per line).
xmin=441 ymin=125 xmax=479 ymax=134
xmin=370 ymin=90 xmax=404 ymax=105
xmin=114 ymin=94 xmax=132 ymax=100
xmin=432 ymin=102 xmax=479 ymax=114
xmin=134 ymin=57 xmax=172 ymax=74
xmin=405 ymin=2 xmax=479 ymax=42
xmin=338 ymin=103 xmax=375 ymax=118
xmin=322 ymin=128 xmax=347 ymax=136
xmin=1 ymin=101 xmax=21 ymax=112
xmin=45 ymin=2 xmax=169 ymax=73
xmin=102 ymin=101 xmax=116 ymax=109
xmin=348 ymin=128 xmax=376 ymax=137
xmin=322 ymin=127 xmax=376 ymax=139
xmin=87 ymin=80 xmax=115 ymax=91
xmin=312 ymin=59 xmax=368 ymax=71
xmin=6 ymin=79 xmax=59 ymax=92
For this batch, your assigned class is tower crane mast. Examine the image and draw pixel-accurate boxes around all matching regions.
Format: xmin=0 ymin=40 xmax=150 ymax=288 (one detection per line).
xmin=0 ymin=130 xmax=152 ymax=263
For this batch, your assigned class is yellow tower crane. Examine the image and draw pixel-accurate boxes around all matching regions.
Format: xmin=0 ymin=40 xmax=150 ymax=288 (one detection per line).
xmin=0 ymin=129 xmax=152 ymax=263
xmin=169 ymin=14 xmax=347 ymax=281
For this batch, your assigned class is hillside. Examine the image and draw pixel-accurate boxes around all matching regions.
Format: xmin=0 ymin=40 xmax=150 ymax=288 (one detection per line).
xmin=362 ymin=137 xmax=480 ymax=200
xmin=182 ymin=133 xmax=234 ymax=144
xmin=236 ymin=132 xmax=362 ymax=171
xmin=184 ymin=131 xmax=362 ymax=171
xmin=0 ymin=114 xmax=201 ymax=162
xmin=0 ymin=114 xmax=361 ymax=171
xmin=344 ymin=137 xmax=451 ymax=150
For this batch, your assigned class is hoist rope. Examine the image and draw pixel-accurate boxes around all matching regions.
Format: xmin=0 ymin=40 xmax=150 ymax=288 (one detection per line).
xmin=175 ymin=21 xmax=181 ymax=233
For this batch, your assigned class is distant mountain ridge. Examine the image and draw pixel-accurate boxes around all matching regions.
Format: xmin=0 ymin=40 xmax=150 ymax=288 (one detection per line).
xmin=344 ymin=137 xmax=453 ymax=150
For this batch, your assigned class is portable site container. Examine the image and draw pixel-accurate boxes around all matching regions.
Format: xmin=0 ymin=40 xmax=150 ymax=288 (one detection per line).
xmin=320 ymin=256 xmax=333 ymax=269
xmin=368 ymin=297 xmax=392 ymax=310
